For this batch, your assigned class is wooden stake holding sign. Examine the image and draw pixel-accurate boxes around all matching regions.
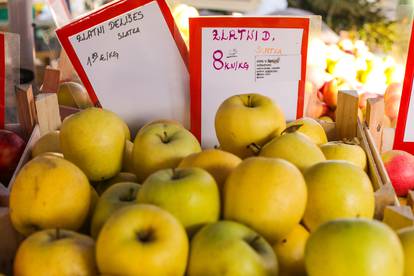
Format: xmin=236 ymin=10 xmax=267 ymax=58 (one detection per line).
xmin=189 ymin=17 xmax=309 ymax=147
xmin=394 ymin=21 xmax=414 ymax=154
xmin=56 ymin=0 xmax=189 ymax=134
xmin=15 ymin=85 xmax=37 ymax=139
xmin=40 ymin=67 xmax=61 ymax=93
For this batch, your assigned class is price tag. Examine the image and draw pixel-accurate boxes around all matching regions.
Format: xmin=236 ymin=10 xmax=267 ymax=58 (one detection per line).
xmin=56 ymin=0 xmax=189 ymax=133
xmin=394 ymin=22 xmax=414 ymax=154
xmin=189 ymin=17 xmax=309 ymax=147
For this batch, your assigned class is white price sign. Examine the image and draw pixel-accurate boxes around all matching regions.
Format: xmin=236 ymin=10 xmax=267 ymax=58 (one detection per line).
xmin=189 ymin=17 xmax=310 ymax=147
xmin=56 ymin=0 xmax=189 ymax=133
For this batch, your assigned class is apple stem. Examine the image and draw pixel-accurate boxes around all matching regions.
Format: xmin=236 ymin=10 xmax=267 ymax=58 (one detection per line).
xmin=281 ymin=124 xmax=304 ymax=135
xmin=161 ymin=131 xmax=170 ymax=143
xmin=247 ymin=143 xmax=261 ymax=155
xmin=56 ymin=228 xmax=60 ymax=239
xmin=171 ymin=168 xmax=180 ymax=180
xmin=128 ymin=188 xmax=136 ymax=201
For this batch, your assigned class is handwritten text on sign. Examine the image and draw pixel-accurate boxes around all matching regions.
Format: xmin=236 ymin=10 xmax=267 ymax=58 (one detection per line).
xmin=200 ymin=27 xmax=303 ymax=147
xmin=66 ymin=1 xmax=189 ymax=132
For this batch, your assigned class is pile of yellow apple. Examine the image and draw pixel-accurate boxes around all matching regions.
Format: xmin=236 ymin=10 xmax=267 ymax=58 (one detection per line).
xmin=7 ymin=93 xmax=414 ymax=276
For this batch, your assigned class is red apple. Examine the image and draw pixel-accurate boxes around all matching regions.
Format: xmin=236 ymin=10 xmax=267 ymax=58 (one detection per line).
xmin=382 ymin=150 xmax=414 ymax=196
xmin=322 ymin=79 xmax=338 ymax=108
xmin=306 ymin=90 xmax=329 ymax=119
xmin=384 ymin=83 xmax=402 ymax=103
xmin=0 ymin=130 xmax=25 ymax=185
xmin=385 ymin=94 xmax=401 ymax=121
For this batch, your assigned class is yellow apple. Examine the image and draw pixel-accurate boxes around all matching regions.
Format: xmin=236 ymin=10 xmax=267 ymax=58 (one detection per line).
xmin=96 ymin=204 xmax=188 ymax=275
xmin=14 ymin=229 xmax=96 ymax=276
xmin=397 ymin=226 xmax=414 ymax=276
xmin=91 ymin=182 xmax=141 ymax=238
xmin=272 ymin=224 xmax=309 ymax=276
xmin=303 ymin=161 xmax=375 ymax=231
xmin=138 ymin=119 xmax=183 ymax=135
xmin=320 ymin=141 xmax=367 ymax=171
xmin=137 ymin=167 xmax=219 ymax=234
xmin=259 ymin=131 xmax=326 ymax=173
xmin=177 ymin=149 xmax=242 ymax=194
xmin=132 ymin=122 xmax=201 ymax=182
xmin=60 ymin=107 xmax=126 ymax=181
xmin=285 ymin=117 xmax=328 ymax=145
xmin=305 ymin=219 xmax=403 ymax=276
xmin=31 ymin=130 xmax=61 ymax=158
xmin=187 ymin=220 xmax=278 ymax=276
xmin=224 ymin=157 xmax=307 ymax=243
xmin=215 ymin=93 xmax=286 ymax=158
xmin=10 ymin=155 xmax=90 ymax=236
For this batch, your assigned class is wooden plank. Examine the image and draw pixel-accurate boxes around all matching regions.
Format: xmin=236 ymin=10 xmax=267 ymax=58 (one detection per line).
xmin=357 ymin=119 xmax=383 ymax=191
xmin=407 ymin=190 xmax=414 ymax=210
xmin=336 ymin=90 xmax=359 ymax=139
xmin=383 ymin=205 xmax=414 ymax=230
xmin=39 ymin=67 xmax=60 ymax=94
xmin=374 ymin=184 xmax=400 ymax=220
xmin=364 ymin=125 xmax=393 ymax=188
xmin=58 ymin=50 xmax=77 ymax=82
xmin=382 ymin=127 xmax=396 ymax=153
xmin=35 ymin=93 xmax=62 ymax=135
xmin=366 ymin=97 xmax=384 ymax=152
xmin=15 ymin=85 xmax=37 ymax=139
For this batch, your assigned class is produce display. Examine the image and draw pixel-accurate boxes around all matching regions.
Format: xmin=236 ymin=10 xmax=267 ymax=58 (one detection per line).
xmin=306 ymin=38 xmax=404 ymax=127
xmin=4 ymin=92 xmax=414 ymax=276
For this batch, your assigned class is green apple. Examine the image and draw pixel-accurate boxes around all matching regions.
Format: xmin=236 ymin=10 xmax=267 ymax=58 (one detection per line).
xmin=305 ymin=218 xmax=404 ymax=276
xmin=215 ymin=93 xmax=286 ymax=158
xmin=14 ymin=229 xmax=96 ymax=276
xmin=60 ymin=107 xmax=126 ymax=181
xmin=91 ymin=182 xmax=141 ymax=238
xmin=137 ymin=167 xmax=219 ymax=234
xmin=187 ymin=220 xmax=278 ymax=276
xmin=94 ymin=172 xmax=138 ymax=195
xmin=96 ymin=204 xmax=188 ymax=275
xmin=132 ymin=122 xmax=201 ymax=182
xmin=397 ymin=226 xmax=414 ymax=276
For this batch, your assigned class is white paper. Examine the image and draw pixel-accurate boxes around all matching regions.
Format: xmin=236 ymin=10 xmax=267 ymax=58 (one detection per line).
xmin=404 ymin=84 xmax=414 ymax=142
xmin=201 ymin=27 xmax=303 ymax=147
xmin=67 ymin=1 xmax=189 ymax=133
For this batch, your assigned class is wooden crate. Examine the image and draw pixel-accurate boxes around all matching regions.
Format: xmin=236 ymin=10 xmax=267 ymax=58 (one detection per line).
xmin=0 ymin=91 xmax=408 ymax=275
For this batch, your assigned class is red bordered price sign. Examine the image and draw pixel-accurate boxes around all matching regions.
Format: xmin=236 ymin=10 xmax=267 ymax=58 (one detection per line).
xmin=394 ymin=22 xmax=414 ymax=154
xmin=189 ymin=17 xmax=309 ymax=147
xmin=56 ymin=0 xmax=189 ymax=132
